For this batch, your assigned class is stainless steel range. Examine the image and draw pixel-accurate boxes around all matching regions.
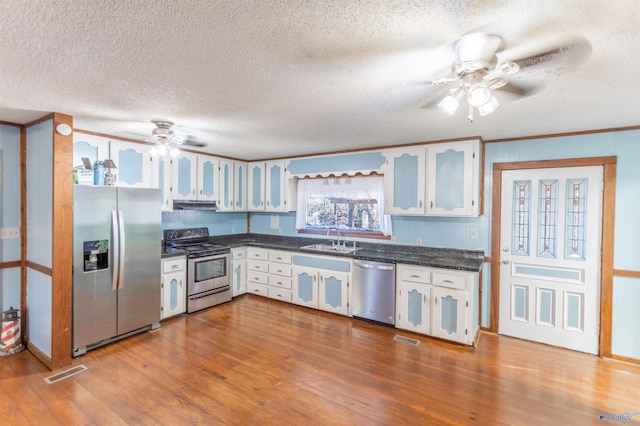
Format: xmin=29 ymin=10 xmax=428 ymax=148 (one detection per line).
xmin=164 ymin=227 xmax=231 ymax=313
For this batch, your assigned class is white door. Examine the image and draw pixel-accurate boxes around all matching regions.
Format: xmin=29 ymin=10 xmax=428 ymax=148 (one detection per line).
xmin=499 ymin=166 xmax=602 ymax=354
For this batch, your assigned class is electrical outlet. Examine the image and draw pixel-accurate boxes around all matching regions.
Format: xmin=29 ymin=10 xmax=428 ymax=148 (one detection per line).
xmin=416 ymin=237 xmax=422 ymax=246
xmin=278 ymin=228 xmax=283 ymax=236
xmin=0 ymin=227 xmax=20 ymax=239
xmin=470 ymin=229 xmax=478 ymax=239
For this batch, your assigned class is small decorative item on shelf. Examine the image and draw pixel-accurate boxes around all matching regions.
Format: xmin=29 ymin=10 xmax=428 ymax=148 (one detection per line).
xmin=103 ymin=159 xmax=117 ymax=186
xmin=93 ymin=161 xmax=104 ymax=185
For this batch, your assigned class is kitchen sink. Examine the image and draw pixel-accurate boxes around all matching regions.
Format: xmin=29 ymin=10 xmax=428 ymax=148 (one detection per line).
xmin=300 ymin=243 xmax=360 ymax=254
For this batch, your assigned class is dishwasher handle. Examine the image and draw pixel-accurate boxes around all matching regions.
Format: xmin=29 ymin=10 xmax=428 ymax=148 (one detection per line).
xmin=353 ymin=259 xmax=395 ymax=271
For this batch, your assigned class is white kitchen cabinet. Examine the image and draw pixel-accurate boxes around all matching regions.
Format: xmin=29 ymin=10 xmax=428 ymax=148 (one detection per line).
xmin=246 ymin=247 xmax=269 ymax=296
xmin=231 ymin=248 xmax=247 ymax=297
xmin=161 ymin=256 xmax=186 ymax=319
xmin=247 ymin=162 xmax=266 ymax=211
xmin=396 ymin=264 xmax=478 ymax=345
xmin=265 ymin=160 xmax=287 ymax=212
xmin=110 ymin=140 xmax=156 ymax=188
xmin=318 ymin=270 xmax=349 ymax=316
xmin=396 ymin=266 xmax=432 ymax=334
xmin=157 ymin=157 xmax=173 ymax=212
xmin=73 ymin=133 xmax=110 ymax=169
xmin=292 ymin=266 xmax=320 ymax=309
xmin=197 ymin=156 xmax=219 ymax=202
xmin=234 ymin=161 xmax=248 ymax=211
xmin=218 ymin=159 xmax=235 ymax=211
xmin=383 ymin=147 xmax=426 ymax=215
xmin=172 ymin=152 xmax=198 ymax=200
xmin=426 ymin=139 xmax=480 ymax=216
xmin=267 ymin=250 xmax=293 ymax=302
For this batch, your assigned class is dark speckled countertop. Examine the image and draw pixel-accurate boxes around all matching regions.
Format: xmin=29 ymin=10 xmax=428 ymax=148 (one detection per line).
xmin=162 ymin=233 xmax=484 ymax=272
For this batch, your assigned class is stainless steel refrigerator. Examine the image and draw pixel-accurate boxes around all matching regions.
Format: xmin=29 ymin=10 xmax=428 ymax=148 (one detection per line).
xmin=73 ymin=185 xmax=161 ymax=356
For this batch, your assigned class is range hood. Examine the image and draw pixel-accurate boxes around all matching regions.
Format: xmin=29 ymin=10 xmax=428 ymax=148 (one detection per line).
xmin=172 ymin=200 xmax=218 ymax=211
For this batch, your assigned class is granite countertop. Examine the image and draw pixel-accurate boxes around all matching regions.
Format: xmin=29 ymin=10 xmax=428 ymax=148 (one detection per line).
xmin=175 ymin=233 xmax=485 ymax=272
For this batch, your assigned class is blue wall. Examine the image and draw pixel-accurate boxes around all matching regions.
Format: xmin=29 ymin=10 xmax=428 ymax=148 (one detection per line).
xmin=162 ymin=210 xmax=248 ymax=236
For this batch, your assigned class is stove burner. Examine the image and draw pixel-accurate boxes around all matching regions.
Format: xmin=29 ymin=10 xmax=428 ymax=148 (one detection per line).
xmin=164 ymin=228 xmax=230 ymax=257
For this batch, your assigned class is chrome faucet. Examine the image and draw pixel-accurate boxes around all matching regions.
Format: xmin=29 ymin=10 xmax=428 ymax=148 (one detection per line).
xmin=327 ymin=227 xmax=341 ymax=246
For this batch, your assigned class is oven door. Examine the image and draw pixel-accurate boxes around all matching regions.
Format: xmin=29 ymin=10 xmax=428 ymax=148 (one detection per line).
xmin=188 ymin=253 xmax=230 ymax=296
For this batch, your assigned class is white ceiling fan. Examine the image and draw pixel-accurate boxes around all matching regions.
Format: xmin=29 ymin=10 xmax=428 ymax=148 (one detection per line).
xmin=147 ymin=119 xmax=207 ymax=158
xmin=425 ymin=32 xmax=592 ymax=122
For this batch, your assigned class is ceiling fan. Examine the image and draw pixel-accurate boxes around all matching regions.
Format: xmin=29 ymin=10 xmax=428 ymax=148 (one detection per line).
xmin=147 ymin=119 xmax=207 ymax=158
xmin=421 ymin=32 xmax=592 ymax=122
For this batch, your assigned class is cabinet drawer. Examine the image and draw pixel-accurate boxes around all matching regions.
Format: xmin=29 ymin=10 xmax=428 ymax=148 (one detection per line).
xmin=247 ymin=248 xmax=269 ymax=261
xmin=269 ymin=251 xmax=292 ymax=264
xmin=432 ymin=272 xmax=466 ymax=290
xmin=232 ymin=249 xmax=246 ymax=260
xmin=162 ymin=257 xmax=185 ymax=273
xmin=247 ymin=282 xmax=268 ymax=297
xmin=247 ymin=271 xmax=269 ymax=285
xmin=400 ymin=267 xmax=431 ymax=284
xmin=269 ymin=264 xmax=292 ymax=277
xmin=268 ymin=275 xmax=292 ymax=289
xmin=268 ymin=287 xmax=292 ymax=302
xmin=247 ymin=259 xmax=268 ymax=272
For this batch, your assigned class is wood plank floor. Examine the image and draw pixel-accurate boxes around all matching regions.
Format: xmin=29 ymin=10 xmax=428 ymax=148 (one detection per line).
xmin=2 ymin=295 xmax=639 ymax=425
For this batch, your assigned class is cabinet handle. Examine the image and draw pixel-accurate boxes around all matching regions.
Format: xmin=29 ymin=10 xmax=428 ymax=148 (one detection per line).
xmin=430 ymin=201 xmax=433 ymax=209
xmin=434 ymin=296 xmax=438 ymax=305
xmin=443 ymin=279 xmax=453 ymax=283
xmin=410 ymin=274 xmax=420 ymax=278
xmin=419 ymin=200 xmax=423 ymax=208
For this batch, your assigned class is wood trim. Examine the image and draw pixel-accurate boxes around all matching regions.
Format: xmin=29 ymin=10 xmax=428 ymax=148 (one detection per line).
xmin=613 ymin=269 xmax=640 ymax=279
xmin=24 ymin=112 xmax=55 ymax=128
xmin=73 ymin=128 xmax=246 ymax=162
xmin=612 ymin=354 xmax=640 ymax=366
xmin=480 ymin=140 xmax=485 ymax=215
xmin=0 ymin=120 xmax=21 ymax=127
xmin=490 ymin=157 xmax=617 ymax=359
xmin=20 ymin=125 xmax=27 ymax=355
xmin=484 ymin=256 xmax=491 ymax=263
xmin=0 ymin=260 xmax=22 ymax=269
xmin=483 ymin=125 xmax=640 ymax=144
xmin=51 ymin=112 xmax=74 ymax=369
xmin=26 ymin=340 xmax=52 ymax=370
xmin=24 ymin=261 xmax=53 ymax=276
xmin=599 ymin=162 xmax=616 ymax=358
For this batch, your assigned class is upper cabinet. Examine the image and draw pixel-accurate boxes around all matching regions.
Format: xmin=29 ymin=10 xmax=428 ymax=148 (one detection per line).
xmin=248 ymin=160 xmax=296 ymax=212
xmin=218 ymin=159 xmax=235 ymax=211
xmin=111 ymin=141 xmax=156 ymax=188
xmin=247 ymin=162 xmax=266 ymax=211
xmin=234 ymin=161 xmax=247 ymax=211
xmin=426 ymin=140 xmax=480 ymax=216
xmin=383 ymin=147 xmax=426 ymax=215
xmin=172 ymin=152 xmax=198 ymax=200
xmin=197 ymin=156 xmax=219 ymax=202
xmin=383 ymin=139 xmax=481 ymax=217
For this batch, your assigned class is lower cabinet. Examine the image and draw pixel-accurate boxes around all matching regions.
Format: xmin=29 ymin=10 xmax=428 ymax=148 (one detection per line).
xmin=292 ymin=261 xmax=349 ymax=315
xmin=161 ymin=256 xmax=186 ymax=319
xmin=396 ymin=263 xmax=478 ymax=345
xmin=231 ymin=248 xmax=247 ymax=297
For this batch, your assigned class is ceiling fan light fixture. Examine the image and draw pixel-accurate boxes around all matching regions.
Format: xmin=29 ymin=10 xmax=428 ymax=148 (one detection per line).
xmin=437 ymin=87 xmax=465 ymax=116
xmin=148 ymin=120 xmax=182 ymax=158
xmin=477 ymin=95 xmax=500 ymax=116
xmin=467 ymin=84 xmax=491 ymax=107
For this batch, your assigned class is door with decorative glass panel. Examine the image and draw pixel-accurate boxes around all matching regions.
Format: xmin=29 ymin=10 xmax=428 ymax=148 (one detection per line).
xmin=499 ymin=166 xmax=602 ymax=354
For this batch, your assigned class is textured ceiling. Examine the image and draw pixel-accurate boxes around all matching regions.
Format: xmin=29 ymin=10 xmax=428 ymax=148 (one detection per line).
xmin=1 ymin=1 xmax=639 ymax=160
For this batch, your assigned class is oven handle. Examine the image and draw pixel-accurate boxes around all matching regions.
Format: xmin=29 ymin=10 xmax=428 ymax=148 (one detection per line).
xmin=188 ymin=286 xmax=231 ymax=300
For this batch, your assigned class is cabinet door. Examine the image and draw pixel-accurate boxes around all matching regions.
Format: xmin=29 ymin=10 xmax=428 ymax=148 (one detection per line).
xmin=234 ymin=161 xmax=247 ymax=211
xmin=157 ymin=157 xmax=173 ymax=212
xmin=218 ymin=159 xmax=235 ymax=211
xmin=248 ymin=162 xmax=265 ymax=211
xmin=231 ymin=258 xmax=246 ymax=297
xmin=197 ymin=156 xmax=219 ymax=201
xmin=426 ymin=140 xmax=479 ymax=216
xmin=431 ymin=286 xmax=468 ymax=343
xmin=318 ymin=270 xmax=349 ymax=316
xmin=396 ymin=282 xmax=431 ymax=334
xmin=265 ymin=160 xmax=287 ymax=212
xmin=172 ymin=152 xmax=198 ymax=199
xmin=384 ymin=147 xmax=426 ymax=215
xmin=111 ymin=141 xmax=156 ymax=188
xmin=162 ymin=270 xmax=185 ymax=319
xmin=73 ymin=134 xmax=110 ymax=169
xmin=292 ymin=266 xmax=318 ymax=308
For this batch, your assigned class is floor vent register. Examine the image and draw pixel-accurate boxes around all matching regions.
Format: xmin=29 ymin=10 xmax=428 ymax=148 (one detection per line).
xmin=394 ymin=335 xmax=421 ymax=345
xmin=44 ymin=364 xmax=88 ymax=384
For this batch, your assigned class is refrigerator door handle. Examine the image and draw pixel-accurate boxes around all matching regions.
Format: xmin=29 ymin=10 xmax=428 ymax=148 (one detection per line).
xmin=111 ymin=210 xmax=120 ymax=291
xmin=117 ymin=210 xmax=125 ymax=289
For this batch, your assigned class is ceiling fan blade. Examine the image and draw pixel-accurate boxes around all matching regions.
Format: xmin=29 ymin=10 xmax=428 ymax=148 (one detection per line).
xmin=494 ymin=81 xmax=543 ymax=100
xmin=500 ymin=34 xmax=592 ymax=73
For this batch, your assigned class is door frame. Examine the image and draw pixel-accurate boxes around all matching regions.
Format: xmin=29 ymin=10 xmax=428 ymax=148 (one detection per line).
xmin=490 ymin=156 xmax=617 ymax=357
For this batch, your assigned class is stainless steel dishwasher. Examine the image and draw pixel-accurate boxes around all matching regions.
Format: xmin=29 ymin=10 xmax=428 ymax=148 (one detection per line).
xmin=351 ymin=259 xmax=396 ymax=325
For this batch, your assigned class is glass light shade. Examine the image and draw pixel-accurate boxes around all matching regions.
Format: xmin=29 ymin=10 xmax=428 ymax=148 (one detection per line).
xmin=477 ymin=95 xmax=500 ymax=116
xmin=169 ymin=146 xmax=181 ymax=158
xmin=467 ymin=84 xmax=491 ymax=107
xmin=437 ymin=87 xmax=465 ymax=116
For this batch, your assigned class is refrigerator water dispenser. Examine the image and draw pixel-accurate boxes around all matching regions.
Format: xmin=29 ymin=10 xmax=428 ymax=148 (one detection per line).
xmin=83 ymin=240 xmax=109 ymax=272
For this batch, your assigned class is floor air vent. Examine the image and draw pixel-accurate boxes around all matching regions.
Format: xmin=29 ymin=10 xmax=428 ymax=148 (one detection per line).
xmin=394 ymin=335 xmax=421 ymax=345
xmin=44 ymin=365 xmax=88 ymax=384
